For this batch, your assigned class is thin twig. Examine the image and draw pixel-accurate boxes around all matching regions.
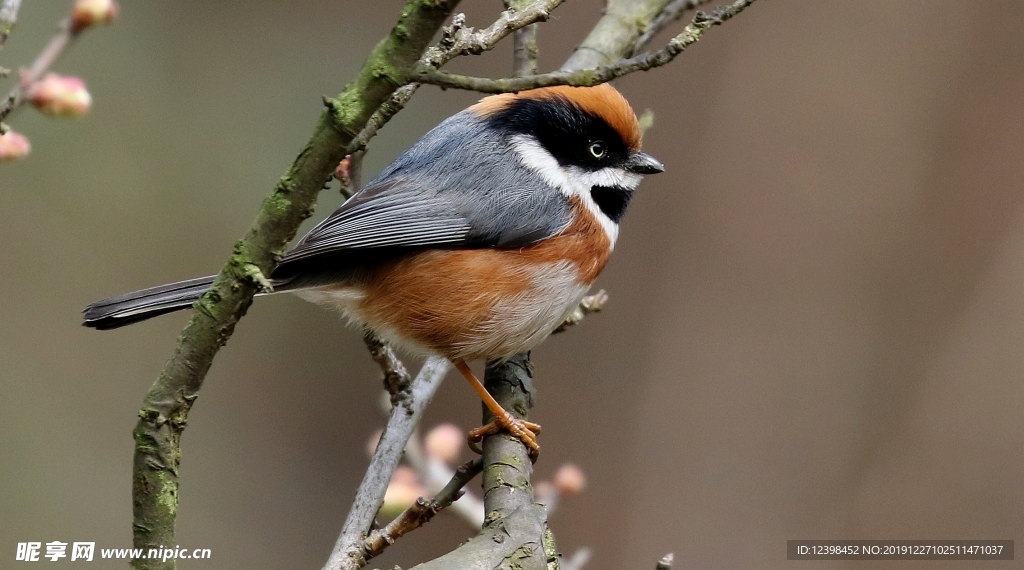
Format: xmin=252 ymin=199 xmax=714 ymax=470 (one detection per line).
xmin=403 ymin=424 xmax=485 ymax=528
xmin=324 ymin=357 xmax=450 ymax=570
xmin=0 ymin=18 xmax=81 ymax=122
xmin=346 ymin=0 xmax=564 ymax=154
xmin=634 ymin=0 xmax=714 ymax=54
xmin=360 ymin=458 xmax=484 ymax=564
xmin=411 ymin=0 xmax=760 ymax=93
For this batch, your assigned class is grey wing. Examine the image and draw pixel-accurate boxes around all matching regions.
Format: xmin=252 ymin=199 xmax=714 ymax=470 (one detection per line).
xmin=280 ymin=110 xmax=571 ymax=267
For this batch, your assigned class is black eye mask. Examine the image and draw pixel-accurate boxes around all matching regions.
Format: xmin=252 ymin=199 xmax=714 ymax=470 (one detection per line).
xmin=486 ymin=96 xmax=631 ymax=172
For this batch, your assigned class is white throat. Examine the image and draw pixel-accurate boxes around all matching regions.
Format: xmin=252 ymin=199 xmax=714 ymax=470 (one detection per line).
xmin=510 ymin=135 xmax=642 ymax=249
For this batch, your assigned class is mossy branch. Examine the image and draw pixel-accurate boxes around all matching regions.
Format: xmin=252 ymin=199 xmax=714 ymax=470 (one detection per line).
xmin=129 ymin=2 xmax=462 ymax=569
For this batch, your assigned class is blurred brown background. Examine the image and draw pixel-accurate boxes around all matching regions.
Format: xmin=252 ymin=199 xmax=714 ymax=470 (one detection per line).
xmin=3 ymin=0 xmax=1023 ymax=568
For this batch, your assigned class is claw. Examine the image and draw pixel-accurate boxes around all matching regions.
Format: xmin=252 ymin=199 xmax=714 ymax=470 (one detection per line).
xmin=467 ymin=411 xmax=541 ymax=457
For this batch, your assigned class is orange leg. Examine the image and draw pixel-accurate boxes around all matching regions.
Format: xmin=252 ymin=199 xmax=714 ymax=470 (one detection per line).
xmin=453 ymin=360 xmax=541 ymax=456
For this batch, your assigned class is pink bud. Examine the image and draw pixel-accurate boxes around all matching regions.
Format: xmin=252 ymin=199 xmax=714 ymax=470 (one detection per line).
xmin=0 ymin=130 xmax=31 ymax=161
xmin=71 ymin=0 xmax=120 ymax=31
xmin=27 ymin=74 xmax=92 ymax=118
xmin=552 ymin=463 xmax=586 ymax=496
xmin=335 ymin=155 xmax=352 ymax=186
xmin=424 ymin=423 xmax=463 ymax=464
xmin=379 ymin=466 xmax=425 ymax=519
xmin=534 ymin=481 xmax=556 ymax=504
xmin=391 ymin=465 xmax=419 ymax=486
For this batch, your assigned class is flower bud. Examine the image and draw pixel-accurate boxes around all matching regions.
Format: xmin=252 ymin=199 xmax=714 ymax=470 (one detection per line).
xmin=379 ymin=466 xmax=425 ymax=519
xmin=28 ymin=74 xmax=92 ymax=118
xmin=335 ymin=155 xmax=352 ymax=186
xmin=552 ymin=463 xmax=586 ymax=496
xmin=424 ymin=423 xmax=463 ymax=464
xmin=71 ymin=0 xmax=120 ymax=31
xmin=0 ymin=130 xmax=31 ymax=161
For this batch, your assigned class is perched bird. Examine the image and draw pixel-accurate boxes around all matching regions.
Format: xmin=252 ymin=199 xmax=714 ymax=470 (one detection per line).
xmin=83 ymin=83 xmax=663 ymax=454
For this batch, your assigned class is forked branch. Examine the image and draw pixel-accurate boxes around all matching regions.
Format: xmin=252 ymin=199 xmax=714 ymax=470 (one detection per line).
xmin=411 ymin=0 xmax=759 ymax=94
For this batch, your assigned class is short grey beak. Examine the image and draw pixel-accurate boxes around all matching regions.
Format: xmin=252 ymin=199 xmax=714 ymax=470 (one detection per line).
xmin=627 ymin=152 xmax=665 ymax=174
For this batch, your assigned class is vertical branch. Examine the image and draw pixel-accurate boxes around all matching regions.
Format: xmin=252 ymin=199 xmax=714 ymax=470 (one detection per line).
xmin=505 ymin=0 xmax=538 ymax=76
xmin=481 ymin=354 xmax=537 ymax=519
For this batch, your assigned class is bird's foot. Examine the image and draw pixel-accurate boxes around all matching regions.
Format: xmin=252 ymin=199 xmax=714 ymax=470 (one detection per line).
xmin=467 ymin=412 xmax=541 ymax=457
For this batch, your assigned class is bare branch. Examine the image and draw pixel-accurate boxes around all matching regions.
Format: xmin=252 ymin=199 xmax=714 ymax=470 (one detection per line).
xmin=506 ymin=0 xmax=539 ymax=76
xmin=324 ymin=357 xmax=449 ymax=570
xmin=403 ymin=423 xmax=485 ymax=528
xmin=412 ymin=0 xmax=761 ymax=93
xmin=347 ymin=0 xmax=564 ymax=154
xmin=635 ymin=0 xmax=715 ymax=54
xmin=360 ymin=459 xmax=484 ymax=565
xmin=562 ymin=0 xmax=673 ymax=71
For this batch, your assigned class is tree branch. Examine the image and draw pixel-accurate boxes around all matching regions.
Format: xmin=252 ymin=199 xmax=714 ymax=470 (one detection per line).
xmin=506 ymin=0 xmax=539 ymax=77
xmin=562 ymin=0 xmax=674 ymax=71
xmin=408 ymin=354 xmax=548 ymax=570
xmin=128 ymin=2 xmax=463 ymax=568
xmin=403 ymin=421 xmax=486 ymax=527
xmin=634 ymin=0 xmax=715 ymax=54
xmin=359 ymin=458 xmax=484 ymax=565
xmin=346 ymin=0 xmax=564 ymax=155
xmin=411 ymin=0 xmax=760 ymax=94
xmin=325 ymin=357 xmax=450 ymax=570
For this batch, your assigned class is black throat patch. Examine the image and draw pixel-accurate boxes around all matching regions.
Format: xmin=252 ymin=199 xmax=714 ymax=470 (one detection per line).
xmin=590 ymin=185 xmax=632 ymax=222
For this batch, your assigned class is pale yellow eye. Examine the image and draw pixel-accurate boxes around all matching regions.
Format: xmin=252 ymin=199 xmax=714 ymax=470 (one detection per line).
xmin=589 ymin=141 xmax=606 ymax=159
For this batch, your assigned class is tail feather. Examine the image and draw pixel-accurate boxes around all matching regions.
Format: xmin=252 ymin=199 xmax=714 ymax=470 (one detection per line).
xmin=83 ymin=275 xmax=216 ymax=330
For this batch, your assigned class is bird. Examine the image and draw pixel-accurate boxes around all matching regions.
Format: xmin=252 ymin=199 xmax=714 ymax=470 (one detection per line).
xmin=83 ymin=83 xmax=664 ymax=455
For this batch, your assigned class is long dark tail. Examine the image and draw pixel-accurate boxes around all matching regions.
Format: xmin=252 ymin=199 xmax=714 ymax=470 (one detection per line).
xmin=83 ymin=275 xmax=217 ymax=330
